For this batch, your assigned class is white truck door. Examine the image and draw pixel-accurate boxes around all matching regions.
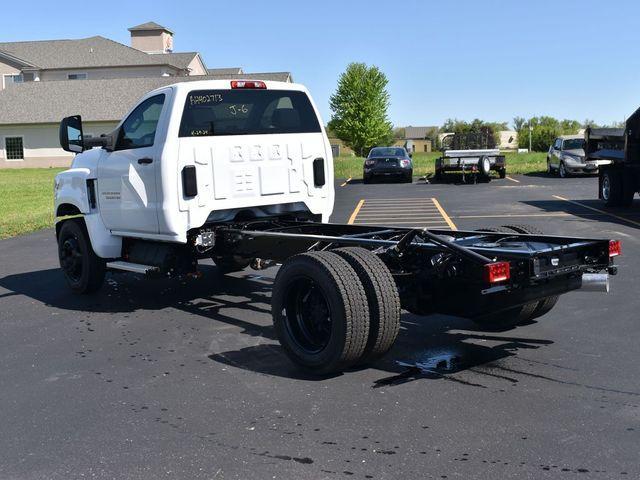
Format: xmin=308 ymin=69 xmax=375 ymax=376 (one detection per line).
xmin=97 ymin=94 xmax=166 ymax=234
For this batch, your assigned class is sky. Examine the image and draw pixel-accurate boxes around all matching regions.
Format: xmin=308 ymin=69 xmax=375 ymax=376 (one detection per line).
xmin=3 ymin=0 xmax=640 ymax=128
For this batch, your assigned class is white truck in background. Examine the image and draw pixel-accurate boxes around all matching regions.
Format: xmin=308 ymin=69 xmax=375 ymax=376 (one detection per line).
xmin=54 ymin=79 xmax=618 ymax=375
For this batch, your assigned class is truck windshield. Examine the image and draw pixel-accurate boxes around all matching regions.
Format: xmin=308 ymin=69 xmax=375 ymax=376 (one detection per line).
xmin=179 ymin=89 xmax=321 ymax=137
xmin=563 ymin=138 xmax=585 ymax=150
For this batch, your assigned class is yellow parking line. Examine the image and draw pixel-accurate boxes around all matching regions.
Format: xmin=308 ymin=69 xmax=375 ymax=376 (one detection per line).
xmin=348 ymin=199 xmax=365 ymax=224
xmin=505 ymin=175 xmax=520 ymax=183
xmin=552 ymin=195 xmax=640 ymax=228
xmin=340 ymin=177 xmax=352 ymax=187
xmin=432 ymin=198 xmax=457 ymax=230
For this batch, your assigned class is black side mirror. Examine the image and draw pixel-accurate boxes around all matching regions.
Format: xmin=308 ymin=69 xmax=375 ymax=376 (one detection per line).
xmin=409 ymin=152 xmax=413 ymax=158
xmin=59 ymin=115 xmax=84 ymax=153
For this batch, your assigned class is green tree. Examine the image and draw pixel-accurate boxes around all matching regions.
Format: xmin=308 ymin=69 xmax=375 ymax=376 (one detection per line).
xmin=328 ymin=63 xmax=393 ymax=156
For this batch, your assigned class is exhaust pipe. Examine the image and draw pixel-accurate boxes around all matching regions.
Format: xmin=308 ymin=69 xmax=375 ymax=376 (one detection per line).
xmin=580 ymin=273 xmax=609 ymax=293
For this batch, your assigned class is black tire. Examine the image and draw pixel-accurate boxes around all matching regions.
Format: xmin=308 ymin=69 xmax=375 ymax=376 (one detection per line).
xmin=434 ymin=169 xmax=443 ymax=182
xmin=272 ymin=251 xmax=370 ymax=375
xmin=530 ymin=295 xmax=559 ymax=320
xmin=499 ymin=224 xmax=542 ymax=235
xmin=559 ymin=161 xmax=568 ymax=178
xmin=333 ymin=247 xmax=401 ymax=363
xmin=473 ymin=302 xmax=539 ymax=331
xmin=478 ymin=156 xmax=491 ymax=178
xmin=601 ymin=170 xmax=622 ymax=206
xmin=212 ymin=255 xmax=251 ymax=274
xmin=472 ymin=223 xmax=547 ymax=330
xmin=403 ymin=172 xmax=413 ymax=183
xmin=499 ymin=168 xmax=506 ymax=179
xmin=57 ymin=218 xmax=106 ymax=294
xmin=363 ymin=176 xmax=371 ymax=184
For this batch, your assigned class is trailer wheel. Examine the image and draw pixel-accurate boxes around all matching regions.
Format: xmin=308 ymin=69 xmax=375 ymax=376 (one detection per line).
xmin=272 ymin=251 xmax=370 ymax=375
xmin=498 ymin=224 xmax=542 ymax=235
xmin=333 ymin=247 xmax=401 ymax=363
xmin=478 ymin=156 xmax=491 ymax=179
xmin=498 ymin=168 xmax=506 ymax=179
xmin=57 ymin=218 xmax=106 ymax=294
xmin=212 ymin=255 xmax=251 ymax=274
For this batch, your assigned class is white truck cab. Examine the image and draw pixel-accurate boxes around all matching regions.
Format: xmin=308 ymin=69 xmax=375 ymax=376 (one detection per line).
xmin=55 ymin=79 xmax=334 ymax=282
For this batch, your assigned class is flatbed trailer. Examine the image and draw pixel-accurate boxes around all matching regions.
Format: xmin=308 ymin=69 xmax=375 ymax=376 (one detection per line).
xmin=435 ymin=132 xmax=506 ymax=182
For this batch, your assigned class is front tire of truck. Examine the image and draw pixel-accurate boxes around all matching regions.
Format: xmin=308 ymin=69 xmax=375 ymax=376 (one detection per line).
xmin=272 ymin=251 xmax=370 ymax=375
xmin=57 ymin=218 xmax=106 ymax=294
xmin=333 ymin=247 xmax=401 ymax=364
xmin=212 ymin=255 xmax=251 ymax=274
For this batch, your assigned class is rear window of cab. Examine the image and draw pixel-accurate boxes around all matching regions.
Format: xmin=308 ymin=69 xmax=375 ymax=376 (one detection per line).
xmin=179 ymin=89 xmax=321 ymax=137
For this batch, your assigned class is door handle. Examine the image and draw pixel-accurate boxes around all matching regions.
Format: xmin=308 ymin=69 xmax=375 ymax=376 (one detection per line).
xmin=137 ymin=157 xmax=153 ymax=165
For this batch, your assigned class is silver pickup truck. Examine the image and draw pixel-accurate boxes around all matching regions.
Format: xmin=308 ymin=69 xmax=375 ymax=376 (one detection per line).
xmin=435 ymin=132 xmax=506 ymax=182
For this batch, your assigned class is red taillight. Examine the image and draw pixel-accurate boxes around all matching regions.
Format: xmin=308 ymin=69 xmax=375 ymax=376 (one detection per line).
xmin=400 ymin=159 xmax=411 ymax=168
xmin=231 ymin=80 xmax=266 ymax=89
xmin=484 ymin=261 xmax=511 ymax=283
xmin=609 ymin=239 xmax=621 ymax=257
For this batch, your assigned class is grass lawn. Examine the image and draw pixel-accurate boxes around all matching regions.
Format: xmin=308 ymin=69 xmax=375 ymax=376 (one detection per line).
xmin=333 ymin=151 xmax=548 ymax=179
xmin=0 ymin=168 xmax=65 ymax=239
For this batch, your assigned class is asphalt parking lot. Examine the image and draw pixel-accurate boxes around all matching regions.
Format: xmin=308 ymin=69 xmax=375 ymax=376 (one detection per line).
xmin=1 ymin=173 xmax=639 ymax=479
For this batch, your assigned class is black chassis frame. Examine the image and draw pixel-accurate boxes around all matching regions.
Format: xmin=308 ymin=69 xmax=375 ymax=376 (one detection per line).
xmin=192 ymin=217 xmax=615 ymax=319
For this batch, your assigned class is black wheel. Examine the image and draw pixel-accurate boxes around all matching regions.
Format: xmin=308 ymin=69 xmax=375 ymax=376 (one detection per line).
xmin=212 ymin=255 xmax=251 ymax=274
xmin=403 ymin=171 xmax=413 ymax=183
xmin=272 ymin=252 xmax=370 ymax=375
xmin=434 ymin=169 xmax=443 ymax=181
xmin=559 ymin=161 xmax=568 ymax=178
xmin=601 ymin=170 xmax=622 ymax=206
xmin=498 ymin=224 xmax=542 ymax=235
xmin=530 ymin=295 xmax=559 ymax=320
xmin=333 ymin=247 xmax=401 ymax=363
xmin=57 ymin=219 xmax=106 ymax=294
xmin=473 ymin=302 xmax=539 ymax=331
xmin=499 ymin=168 xmax=506 ymax=179
xmin=363 ymin=176 xmax=371 ymax=184
xmin=472 ymin=223 xmax=550 ymax=330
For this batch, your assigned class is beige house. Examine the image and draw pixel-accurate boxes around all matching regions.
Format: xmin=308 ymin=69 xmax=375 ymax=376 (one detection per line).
xmin=0 ymin=22 xmax=292 ymax=167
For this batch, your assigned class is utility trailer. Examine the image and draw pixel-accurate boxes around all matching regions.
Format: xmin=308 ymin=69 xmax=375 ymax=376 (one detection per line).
xmin=54 ymin=79 xmax=619 ymax=375
xmin=586 ymin=107 xmax=640 ymax=206
xmin=435 ymin=132 xmax=506 ymax=183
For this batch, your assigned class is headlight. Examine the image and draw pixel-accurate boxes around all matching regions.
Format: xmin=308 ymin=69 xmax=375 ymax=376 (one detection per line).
xmin=365 ymin=160 xmax=376 ymax=167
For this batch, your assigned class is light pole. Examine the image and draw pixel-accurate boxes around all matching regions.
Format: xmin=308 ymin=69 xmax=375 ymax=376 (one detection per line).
xmin=528 ymin=122 xmax=533 ymax=153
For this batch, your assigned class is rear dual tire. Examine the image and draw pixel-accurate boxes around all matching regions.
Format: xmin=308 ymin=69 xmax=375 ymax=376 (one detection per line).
xmin=601 ymin=169 xmax=634 ymax=207
xmin=472 ymin=224 xmax=559 ymax=331
xmin=272 ymin=249 xmax=400 ymax=374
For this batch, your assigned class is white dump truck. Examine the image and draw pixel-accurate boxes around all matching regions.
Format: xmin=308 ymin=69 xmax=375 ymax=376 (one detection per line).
xmin=55 ymin=79 xmax=618 ymax=374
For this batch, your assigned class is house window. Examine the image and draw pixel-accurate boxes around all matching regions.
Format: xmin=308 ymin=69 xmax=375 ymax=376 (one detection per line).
xmin=68 ymin=73 xmax=88 ymax=80
xmin=3 ymin=74 xmax=23 ymax=88
xmin=5 ymin=137 xmax=24 ymax=160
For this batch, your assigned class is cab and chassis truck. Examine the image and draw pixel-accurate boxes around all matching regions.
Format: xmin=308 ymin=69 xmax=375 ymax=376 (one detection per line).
xmin=55 ymin=79 xmax=619 ymax=374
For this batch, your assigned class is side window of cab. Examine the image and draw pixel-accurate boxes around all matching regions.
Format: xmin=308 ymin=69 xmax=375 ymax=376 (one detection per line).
xmin=116 ymin=94 xmax=165 ymax=150
xmin=553 ymin=138 xmax=562 ymax=150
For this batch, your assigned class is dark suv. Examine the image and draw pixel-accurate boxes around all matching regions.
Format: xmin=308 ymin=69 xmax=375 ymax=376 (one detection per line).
xmin=363 ymin=147 xmax=413 ymax=183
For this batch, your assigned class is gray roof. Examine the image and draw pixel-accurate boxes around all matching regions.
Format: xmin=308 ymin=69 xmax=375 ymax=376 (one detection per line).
xmin=405 ymin=126 xmax=438 ymax=139
xmin=128 ymin=22 xmax=174 ymax=34
xmin=207 ymin=67 xmax=243 ymax=75
xmin=162 ymin=52 xmax=202 ymax=70
xmin=0 ymin=74 xmax=294 ymax=125
xmin=0 ymin=36 xmax=189 ymax=70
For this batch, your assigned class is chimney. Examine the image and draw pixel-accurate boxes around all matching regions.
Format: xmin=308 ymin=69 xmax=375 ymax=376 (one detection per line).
xmin=128 ymin=22 xmax=174 ymax=54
